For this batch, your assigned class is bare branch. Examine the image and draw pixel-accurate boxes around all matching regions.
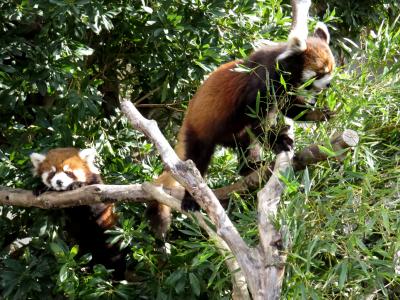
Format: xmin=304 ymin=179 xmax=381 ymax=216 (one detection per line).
xmin=120 ymin=100 xmax=261 ymax=295
xmin=256 ymin=119 xmax=295 ymax=299
xmin=215 ymin=129 xmax=359 ymax=200
xmin=142 ymin=183 xmax=250 ymax=300
xmin=0 ymin=184 xmax=182 ymax=208
xmin=0 ymin=130 xmax=358 ymax=209
xmin=133 ymin=87 xmax=161 ymax=105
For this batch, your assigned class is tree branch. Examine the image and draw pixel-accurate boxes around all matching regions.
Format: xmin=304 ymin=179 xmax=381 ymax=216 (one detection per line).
xmin=214 ymin=129 xmax=359 ymax=200
xmin=0 ymin=184 xmax=181 ymax=208
xmin=0 ymin=130 xmax=358 ymax=209
xmin=256 ymin=119 xmax=295 ymax=299
xmin=120 ymin=100 xmax=258 ymax=295
xmin=142 ymin=183 xmax=250 ymax=300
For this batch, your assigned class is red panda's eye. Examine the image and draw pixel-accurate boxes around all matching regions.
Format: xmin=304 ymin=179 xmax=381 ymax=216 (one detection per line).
xmin=65 ymin=171 xmax=77 ymax=179
xmin=47 ymin=172 xmax=56 ymax=181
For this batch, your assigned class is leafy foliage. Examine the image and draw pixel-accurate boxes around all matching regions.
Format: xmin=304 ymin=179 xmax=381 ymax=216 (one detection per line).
xmin=1 ymin=0 xmax=400 ymax=298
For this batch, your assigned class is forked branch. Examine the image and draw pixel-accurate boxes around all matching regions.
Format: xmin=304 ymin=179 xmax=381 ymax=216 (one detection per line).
xmin=0 ymin=129 xmax=357 ymax=209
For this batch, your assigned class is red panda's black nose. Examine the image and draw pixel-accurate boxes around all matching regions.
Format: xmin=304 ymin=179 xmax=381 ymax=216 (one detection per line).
xmin=326 ymin=82 xmax=331 ymax=88
xmin=56 ymin=180 xmax=63 ymax=187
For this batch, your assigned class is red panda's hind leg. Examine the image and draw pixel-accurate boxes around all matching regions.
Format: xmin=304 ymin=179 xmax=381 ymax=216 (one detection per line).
xmin=180 ymin=128 xmax=216 ymax=211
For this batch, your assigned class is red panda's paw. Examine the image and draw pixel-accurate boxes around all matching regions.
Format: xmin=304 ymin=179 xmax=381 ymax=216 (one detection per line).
xmin=271 ymin=131 xmax=294 ymax=154
xmin=181 ymin=198 xmax=200 ymax=212
xmin=268 ymin=125 xmax=294 ymax=154
xmin=33 ymin=185 xmax=49 ymax=196
xmin=66 ymin=181 xmax=87 ymax=191
xmin=322 ymin=107 xmax=336 ymax=120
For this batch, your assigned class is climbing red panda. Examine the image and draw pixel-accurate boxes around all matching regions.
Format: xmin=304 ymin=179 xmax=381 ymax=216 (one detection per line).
xmin=30 ymin=147 xmax=127 ymax=280
xmin=147 ymin=23 xmax=335 ymax=239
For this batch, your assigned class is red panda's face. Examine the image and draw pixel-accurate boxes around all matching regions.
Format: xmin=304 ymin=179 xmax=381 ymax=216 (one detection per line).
xmin=30 ymin=148 xmax=99 ymax=191
xmin=301 ymin=37 xmax=335 ymax=91
xmin=277 ymin=22 xmax=335 ymax=92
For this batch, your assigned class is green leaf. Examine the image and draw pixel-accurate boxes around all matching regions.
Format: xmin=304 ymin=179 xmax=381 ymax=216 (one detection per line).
xmin=279 ymin=74 xmax=287 ymax=90
xmin=338 ymin=261 xmax=348 ymax=289
xmin=75 ymin=46 xmax=94 ymax=56
xmin=50 ymin=242 xmax=64 ymax=257
xmin=255 ymin=91 xmax=260 ymax=116
xmin=317 ymin=145 xmax=336 ymax=157
xmin=59 ymin=264 xmax=69 ymax=283
xmin=70 ymin=245 xmax=79 ymax=257
xmin=189 ymin=273 xmax=201 ymax=296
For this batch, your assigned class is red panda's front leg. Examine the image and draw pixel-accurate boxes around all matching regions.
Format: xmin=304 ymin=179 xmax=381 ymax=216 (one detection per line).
xmin=66 ymin=181 xmax=87 ymax=190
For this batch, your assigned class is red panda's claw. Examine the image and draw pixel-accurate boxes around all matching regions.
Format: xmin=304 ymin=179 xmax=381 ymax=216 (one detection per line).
xmin=67 ymin=181 xmax=87 ymax=191
xmin=181 ymin=198 xmax=200 ymax=212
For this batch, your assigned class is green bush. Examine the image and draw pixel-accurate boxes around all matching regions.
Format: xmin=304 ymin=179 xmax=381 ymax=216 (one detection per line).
xmin=1 ymin=0 xmax=399 ymax=298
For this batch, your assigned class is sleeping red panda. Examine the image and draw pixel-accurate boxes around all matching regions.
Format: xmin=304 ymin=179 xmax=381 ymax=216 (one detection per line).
xmin=30 ymin=147 xmax=127 ymax=280
xmin=147 ymin=23 xmax=336 ymax=239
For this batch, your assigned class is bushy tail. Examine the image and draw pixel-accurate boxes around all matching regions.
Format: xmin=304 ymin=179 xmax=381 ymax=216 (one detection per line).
xmin=146 ymin=202 xmax=172 ymax=239
xmin=147 ymin=129 xmax=187 ymax=239
xmin=146 ymin=171 xmax=180 ymax=239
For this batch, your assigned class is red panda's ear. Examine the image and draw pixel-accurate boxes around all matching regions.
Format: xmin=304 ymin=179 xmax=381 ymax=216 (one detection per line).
xmin=30 ymin=153 xmax=46 ymax=173
xmin=79 ymin=148 xmax=96 ymax=163
xmin=314 ymin=22 xmax=330 ymax=44
xmin=79 ymin=148 xmax=100 ymax=174
xmin=277 ymin=32 xmax=307 ymax=61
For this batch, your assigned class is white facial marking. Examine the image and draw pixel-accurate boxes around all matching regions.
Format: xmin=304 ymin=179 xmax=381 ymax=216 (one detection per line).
xmin=50 ymin=172 xmax=75 ymax=191
xmin=63 ymin=165 xmax=71 ymax=172
xmin=313 ymin=74 xmax=332 ymax=90
xmin=73 ymin=169 xmax=87 ymax=182
xmin=302 ymin=70 xmax=317 ymax=82
xmin=86 ymin=161 xmax=99 ymax=174
xmin=41 ymin=171 xmax=52 ymax=188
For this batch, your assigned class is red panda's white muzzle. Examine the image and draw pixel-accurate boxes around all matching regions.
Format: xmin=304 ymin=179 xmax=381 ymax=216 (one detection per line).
xmin=42 ymin=165 xmax=87 ymax=191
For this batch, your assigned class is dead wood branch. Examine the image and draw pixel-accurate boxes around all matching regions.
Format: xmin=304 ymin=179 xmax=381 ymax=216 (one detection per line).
xmin=214 ymin=129 xmax=359 ymax=200
xmin=120 ymin=100 xmax=257 ymax=296
xmin=0 ymin=130 xmax=358 ymax=209
xmin=142 ymin=183 xmax=250 ymax=300
xmin=256 ymin=118 xmax=294 ymax=298
xmin=0 ymin=184 xmax=182 ymax=208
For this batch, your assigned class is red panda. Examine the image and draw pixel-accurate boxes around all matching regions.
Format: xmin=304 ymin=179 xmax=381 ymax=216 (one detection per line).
xmin=147 ymin=23 xmax=335 ymax=239
xmin=30 ymin=147 xmax=127 ymax=280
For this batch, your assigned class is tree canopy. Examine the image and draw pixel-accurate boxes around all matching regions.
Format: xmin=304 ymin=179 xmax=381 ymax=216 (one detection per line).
xmin=0 ymin=0 xmax=399 ymax=299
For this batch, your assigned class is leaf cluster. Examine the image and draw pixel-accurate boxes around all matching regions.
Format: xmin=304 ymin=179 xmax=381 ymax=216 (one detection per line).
xmin=0 ymin=0 xmax=400 ymax=299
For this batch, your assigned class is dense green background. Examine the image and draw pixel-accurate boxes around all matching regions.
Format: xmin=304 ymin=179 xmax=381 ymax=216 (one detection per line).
xmin=0 ymin=0 xmax=399 ymax=298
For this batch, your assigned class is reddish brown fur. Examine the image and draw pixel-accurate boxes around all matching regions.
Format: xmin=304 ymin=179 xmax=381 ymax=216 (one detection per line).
xmin=304 ymin=37 xmax=335 ymax=73
xmin=33 ymin=147 xmax=126 ymax=278
xmin=149 ymin=30 xmax=335 ymax=239
xmin=38 ymin=148 xmax=92 ymax=176
xmin=183 ymin=60 xmax=247 ymax=142
xmin=96 ymin=205 xmax=118 ymax=228
xmin=148 ymin=62 xmax=249 ymax=238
